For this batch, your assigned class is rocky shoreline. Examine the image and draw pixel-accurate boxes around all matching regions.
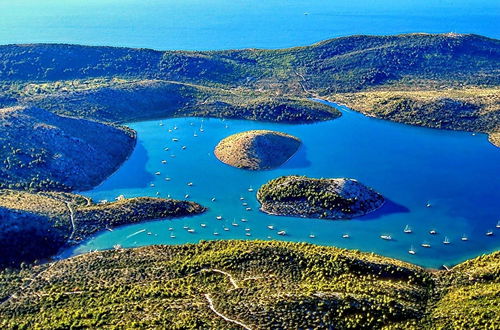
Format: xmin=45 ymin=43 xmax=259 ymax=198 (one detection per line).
xmin=257 ymin=176 xmax=385 ymax=219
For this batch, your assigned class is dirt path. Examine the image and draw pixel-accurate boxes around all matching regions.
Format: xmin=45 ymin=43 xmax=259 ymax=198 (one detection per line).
xmin=0 ymin=262 xmax=57 ymax=306
xmin=201 ymin=268 xmax=239 ymax=289
xmin=198 ymin=269 xmax=253 ymax=329
xmin=294 ymin=70 xmax=319 ymax=98
xmin=204 ymin=293 xmax=252 ymax=330
xmin=65 ymin=202 xmax=76 ymax=242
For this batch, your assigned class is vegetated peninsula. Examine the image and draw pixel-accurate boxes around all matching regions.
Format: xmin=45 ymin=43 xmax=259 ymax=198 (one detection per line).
xmin=0 ymin=189 xmax=205 ymax=267
xmin=0 ymin=105 xmax=135 ymax=191
xmin=214 ymin=130 xmax=301 ymax=170
xmin=257 ymin=175 xmax=385 ymax=219
xmin=0 ymin=240 xmax=497 ymax=329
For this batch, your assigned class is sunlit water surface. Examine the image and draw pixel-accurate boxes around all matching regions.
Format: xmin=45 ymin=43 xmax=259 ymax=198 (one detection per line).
xmin=1 ymin=0 xmax=499 ymax=50
xmin=62 ymin=102 xmax=500 ymax=269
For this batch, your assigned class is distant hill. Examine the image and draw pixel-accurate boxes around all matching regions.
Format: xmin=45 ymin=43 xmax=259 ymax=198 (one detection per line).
xmin=1 ymin=33 xmax=498 ymax=92
xmin=0 ymin=106 xmax=135 ymax=191
xmin=0 ymin=33 xmax=498 ymax=143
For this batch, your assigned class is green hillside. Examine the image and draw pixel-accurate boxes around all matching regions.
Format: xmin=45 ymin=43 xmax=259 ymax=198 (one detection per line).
xmin=0 ymin=105 xmax=135 ymax=191
xmin=0 ymin=33 xmax=498 ymax=149
xmin=0 ymin=190 xmax=205 ymax=267
xmin=0 ymin=241 xmax=497 ymax=329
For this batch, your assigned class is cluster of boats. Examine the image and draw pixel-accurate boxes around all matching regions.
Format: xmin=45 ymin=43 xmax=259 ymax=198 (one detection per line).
xmin=402 ymin=222 xmax=498 ymax=255
xmin=127 ymin=120 xmax=500 ymax=257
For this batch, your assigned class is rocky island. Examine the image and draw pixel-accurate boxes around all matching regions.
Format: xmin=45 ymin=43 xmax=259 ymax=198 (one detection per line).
xmin=257 ymin=175 xmax=385 ymax=219
xmin=214 ymin=130 xmax=301 ymax=170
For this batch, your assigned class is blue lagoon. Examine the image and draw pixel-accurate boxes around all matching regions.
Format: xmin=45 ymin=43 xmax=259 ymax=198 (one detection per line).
xmin=65 ymin=102 xmax=500 ymax=269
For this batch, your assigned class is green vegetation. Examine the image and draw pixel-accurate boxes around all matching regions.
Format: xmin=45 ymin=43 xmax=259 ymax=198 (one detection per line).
xmin=214 ymin=130 xmax=302 ymax=170
xmin=0 ymin=79 xmax=339 ymax=124
xmin=428 ymin=252 xmax=500 ymax=328
xmin=0 ymin=105 xmax=136 ymax=191
xmin=1 ymin=33 xmax=499 ymax=191
xmin=1 ymin=34 xmax=498 ymax=91
xmin=1 ymin=33 xmax=498 ymax=129
xmin=0 ymin=241 xmax=497 ymax=328
xmin=0 ymin=189 xmax=205 ymax=267
xmin=329 ymin=87 xmax=500 ymax=146
xmin=0 ymin=33 xmax=498 ymax=327
xmin=257 ymin=175 xmax=385 ymax=219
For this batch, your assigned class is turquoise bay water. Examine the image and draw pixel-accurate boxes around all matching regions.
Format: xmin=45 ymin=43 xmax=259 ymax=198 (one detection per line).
xmin=4 ymin=0 xmax=499 ymax=267
xmin=65 ymin=102 xmax=500 ymax=269
xmin=1 ymin=0 xmax=499 ymax=50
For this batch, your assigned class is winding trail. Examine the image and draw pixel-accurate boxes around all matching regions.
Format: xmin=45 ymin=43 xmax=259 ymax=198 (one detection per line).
xmin=1 ymin=201 xmax=77 ymax=307
xmin=293 ymin=70 xmax=319 ymax=98
xmin=201 ymin=268 xmax=239 ymax=289
xmin=203 ymin=293 xmax=252 ymax=330
xmin=0 ymin=263 xmax=57 ymax=306
xmin=65 ymin=202 xmax=76 ymax=242
xmin=198 ymin=269 xmax=253 ymax=329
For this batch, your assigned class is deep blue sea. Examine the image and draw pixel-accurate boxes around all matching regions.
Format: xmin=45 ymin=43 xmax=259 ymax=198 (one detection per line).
xmin=1 ymin=0 xmax=499 ymax=50
xmin=2 ymin=0 xmax=498 ymax=268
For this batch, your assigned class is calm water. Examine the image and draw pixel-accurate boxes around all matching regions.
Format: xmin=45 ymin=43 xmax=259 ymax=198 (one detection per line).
xmin=62 ymin=102 xmax=500 ymax=269
xmin=4 ymin=0 xmax=499 ymax=267
xmin=1 ymin=0 xmax=499 ymax=50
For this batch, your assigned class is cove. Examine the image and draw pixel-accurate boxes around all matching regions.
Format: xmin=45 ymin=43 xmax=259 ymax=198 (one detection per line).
xmin=63 ymin=102 xmax=500 ymax=269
